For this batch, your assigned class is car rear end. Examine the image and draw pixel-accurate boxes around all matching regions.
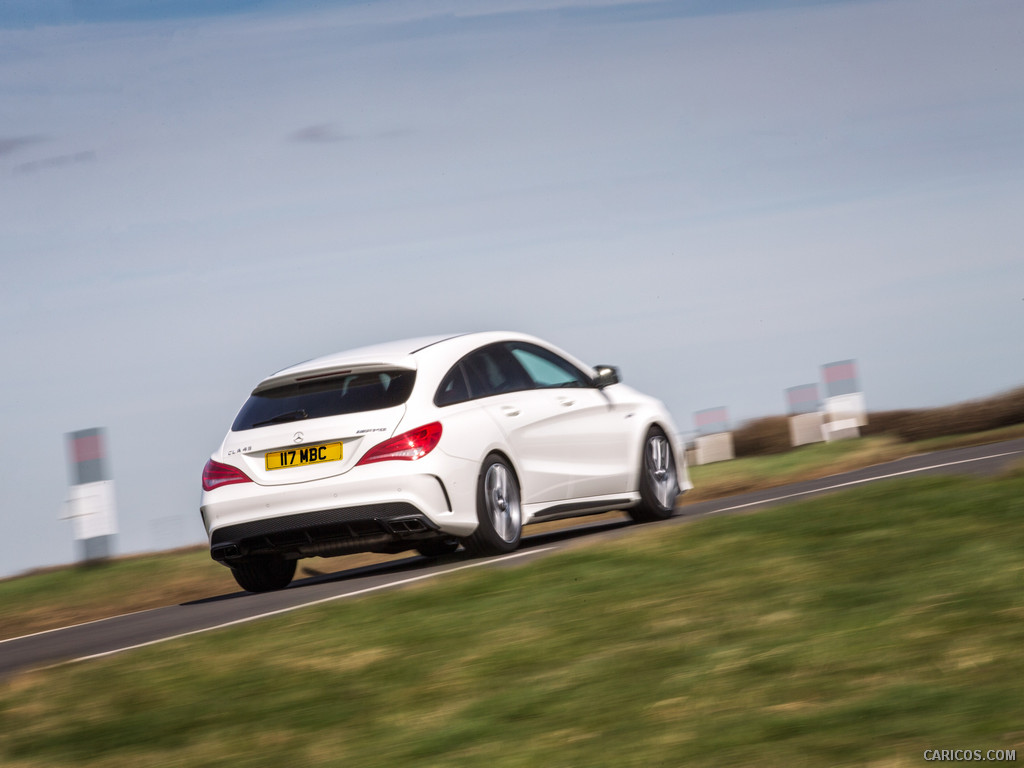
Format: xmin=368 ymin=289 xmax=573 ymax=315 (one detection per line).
xmin=200 ymin=358 xmax=458 ymax=574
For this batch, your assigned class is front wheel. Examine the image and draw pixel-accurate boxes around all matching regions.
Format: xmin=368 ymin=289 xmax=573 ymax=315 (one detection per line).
xmin=462 ymin=455 xmax=522 ymax=556
xmin=230 ymin=555 xmax=297 ymax=593
xmin=628 ymin=426 xmax=680 ymax=523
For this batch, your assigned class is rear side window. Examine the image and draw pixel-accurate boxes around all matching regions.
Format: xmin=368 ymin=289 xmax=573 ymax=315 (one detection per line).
xmin=434 ymin=342 xmax=589 ymax=406
xmin=232 ymin=370 xmax=415 ymax=431
xmin=461 ymin=345 xmax=531 ymax=396
xmin=434 ymin=344 xmax=531 ymax=406
xmin=435 ymin=365 xmax=470 ymax=407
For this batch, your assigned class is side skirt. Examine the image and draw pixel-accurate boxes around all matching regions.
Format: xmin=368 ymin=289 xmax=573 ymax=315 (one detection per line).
xmin=524 ymin=493 xmax=640 ymax=525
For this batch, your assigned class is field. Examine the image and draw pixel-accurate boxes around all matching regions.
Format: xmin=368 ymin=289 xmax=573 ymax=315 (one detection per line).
xmin=2 ymin=469 xmax=1023 ymax=767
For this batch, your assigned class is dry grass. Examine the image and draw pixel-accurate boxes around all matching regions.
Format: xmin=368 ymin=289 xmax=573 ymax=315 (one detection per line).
xmin=731 ymin=415 xmax=792 ymax=456
xmin=730 ymin=385 xmax=1024 ymax=458
xmin=863 ymin=386 xmax=1024 ymax=443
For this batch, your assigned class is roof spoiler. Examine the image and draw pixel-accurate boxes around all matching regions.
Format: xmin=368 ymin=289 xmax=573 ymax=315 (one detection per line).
xmin=253 ymin=362 xmax=416 ymax=394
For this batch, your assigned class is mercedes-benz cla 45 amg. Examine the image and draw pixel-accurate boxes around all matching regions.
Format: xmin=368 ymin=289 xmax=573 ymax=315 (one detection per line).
xmin=201 ymin=332 xmax=691 ymax=592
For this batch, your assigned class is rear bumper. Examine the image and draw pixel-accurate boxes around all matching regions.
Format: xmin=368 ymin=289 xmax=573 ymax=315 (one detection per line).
xmin=201 ymin=464 xmax=479 ymax=562
xmin=209 ymin=502 xmax=443 ymax=562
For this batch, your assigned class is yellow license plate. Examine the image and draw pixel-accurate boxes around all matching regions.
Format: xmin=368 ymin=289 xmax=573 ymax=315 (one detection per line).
xmin=266 ymin=442 xmax=343 ymax=471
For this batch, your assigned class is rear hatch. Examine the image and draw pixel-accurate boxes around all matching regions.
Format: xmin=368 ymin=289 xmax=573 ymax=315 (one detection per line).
xmin=219 ymin=366 xmax=415 ymax=486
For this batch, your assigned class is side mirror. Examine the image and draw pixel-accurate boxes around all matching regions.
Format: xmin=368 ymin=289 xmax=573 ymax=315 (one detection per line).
xmin=593 ymin=365 xmax=620 ymax=389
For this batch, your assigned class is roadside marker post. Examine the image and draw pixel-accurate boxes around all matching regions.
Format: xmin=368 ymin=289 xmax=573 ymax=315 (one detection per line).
xmin=61 ymin=427 xmax=119 ymax=562
xmin=693 ymin=406 xmax=734 ymax=465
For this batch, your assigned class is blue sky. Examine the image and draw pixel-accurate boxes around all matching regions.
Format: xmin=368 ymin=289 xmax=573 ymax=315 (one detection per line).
xmin=1 ymin=0 xmax=1022 ymax=578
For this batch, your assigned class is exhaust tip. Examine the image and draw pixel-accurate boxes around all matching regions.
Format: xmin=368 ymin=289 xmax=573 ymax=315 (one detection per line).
xmin=211 ymin=543 xmax=243 ymax=561
xmin=385 ymin=517 xmax=433 ymax=535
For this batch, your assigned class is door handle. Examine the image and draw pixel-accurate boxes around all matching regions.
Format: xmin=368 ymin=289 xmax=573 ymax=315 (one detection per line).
xmin=556 ymin=396 xmax=575 ymax=407
xmin=501 ymin=405 xmax=521 ymax=417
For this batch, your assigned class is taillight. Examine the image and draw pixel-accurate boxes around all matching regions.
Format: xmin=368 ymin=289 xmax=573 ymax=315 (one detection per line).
xmin=202 ymin=459 xmax=253 ymax=491
xmin=357 ymin=422 xmax=442 ymax=465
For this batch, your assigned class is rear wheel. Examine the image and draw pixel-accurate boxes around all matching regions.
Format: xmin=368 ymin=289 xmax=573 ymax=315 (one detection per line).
xmin=462 ymin=455 xmax=522 ymax=556
xmin=230 ymin=555 xmax=297 ymax=593
xmin=629 ymin=426 xmax=680 ymax=523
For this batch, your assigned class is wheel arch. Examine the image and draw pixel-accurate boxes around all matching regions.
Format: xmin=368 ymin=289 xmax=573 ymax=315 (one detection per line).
xmin=478 ymin=447 xmax=520 ymax=484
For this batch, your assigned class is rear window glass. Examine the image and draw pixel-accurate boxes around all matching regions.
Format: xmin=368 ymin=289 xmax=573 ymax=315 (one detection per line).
xmin=231 ymin=370 xmax=416 ymax=431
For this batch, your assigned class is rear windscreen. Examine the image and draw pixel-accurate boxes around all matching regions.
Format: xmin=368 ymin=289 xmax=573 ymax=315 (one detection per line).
xmin=231 ymin=370 xmax=416 ymax=431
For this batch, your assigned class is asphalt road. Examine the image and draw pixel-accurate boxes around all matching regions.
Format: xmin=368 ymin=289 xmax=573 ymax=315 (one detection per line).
xmin=2 ymin=438 xmax=1021 ymax=681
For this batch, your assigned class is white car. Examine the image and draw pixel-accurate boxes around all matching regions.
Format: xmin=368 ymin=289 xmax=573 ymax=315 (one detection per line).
xmin=201 ymin=331 xmax=691 ymax=592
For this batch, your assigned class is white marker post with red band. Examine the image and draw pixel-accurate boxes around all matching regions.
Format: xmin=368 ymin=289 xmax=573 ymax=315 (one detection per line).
xmin=786 ymin=383 xmax=825 ymax=447
xmin=693 ymin=406 xmax=734 ymax=465
xmin=62 ymin=427 xmax=119 ymax=562
xmin=821 ymin=360 xmax=867 ymax=440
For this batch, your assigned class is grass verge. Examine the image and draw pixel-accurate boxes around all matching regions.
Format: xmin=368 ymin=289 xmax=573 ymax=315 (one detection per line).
xmin=683 ymin=435 xmax=910 ymax=501
xmin=2 ymin=471 xmax=1023 ymax=767
xmin=683 ymin=424 xmax=1024 ymax=502
xmin=0 ymin=548 xmax=409 ymax=642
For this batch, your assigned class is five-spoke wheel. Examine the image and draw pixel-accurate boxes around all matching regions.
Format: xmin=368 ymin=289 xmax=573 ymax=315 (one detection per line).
xmin=629 ymin=426 xmax=680 ymax=522
xmin=462 ymin=454 xmax=522 ymax=555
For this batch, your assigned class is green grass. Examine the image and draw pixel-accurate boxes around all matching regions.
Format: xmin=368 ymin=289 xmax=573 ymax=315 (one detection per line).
xmin=0 ymin=548 xmax=229 ymax=641
xmin=685 ymin=423 xmax=1024 ymax=501
xmin=910 ymin=421 xmax=1024 ymax=452
xmin=685 ymin=435 xmax=910 ymax=499
xmin=3 ymin=471 xmax=1023 ymax=767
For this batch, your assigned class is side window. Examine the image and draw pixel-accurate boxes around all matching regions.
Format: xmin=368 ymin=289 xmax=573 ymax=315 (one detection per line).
xmin=508 ymin=343 xmax=589 ymax=389
xmin=461 ymin=344 xmax=531 ymax=398
xmin=435 ymin=364 xmax=470 ymax=406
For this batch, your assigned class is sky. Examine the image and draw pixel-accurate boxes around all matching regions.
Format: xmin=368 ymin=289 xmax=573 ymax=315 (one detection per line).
xmin=1 ymin=0 xmax=1022 ymax=579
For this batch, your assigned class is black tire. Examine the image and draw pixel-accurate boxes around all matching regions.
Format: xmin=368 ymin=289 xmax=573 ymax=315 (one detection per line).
xmin=628 ymin=426 xmax=680 ymax=523
xmin=415 ymin=537 xmax=460 ymax=558
xmin=230 ymin=555 xmax=297 ymax=593
xmin=462 ymin=454 xmax=522 ymax=556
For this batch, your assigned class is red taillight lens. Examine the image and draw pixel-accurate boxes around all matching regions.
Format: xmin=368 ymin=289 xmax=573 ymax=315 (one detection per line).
xmin=357 ymin=422 xmax=442 ymax=465
xmin=202 ymin=459 xmax=253 ymax=491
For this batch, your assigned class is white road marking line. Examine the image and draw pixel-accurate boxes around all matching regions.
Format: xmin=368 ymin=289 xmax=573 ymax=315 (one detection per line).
xmin=0 ymin=607 xmax=159 ymax=646
xmin=51 ymin=547 xmax=556 ymax=667
xmin=708 ymin=450 xmax=1023 ymax=515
